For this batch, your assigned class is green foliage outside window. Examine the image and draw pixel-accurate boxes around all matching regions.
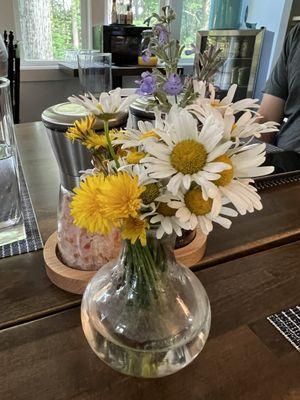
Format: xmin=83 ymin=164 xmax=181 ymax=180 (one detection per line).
xmin=18 ymin=0 xmax=82 ymax=61
xmin=50 ymin=0 xmax=82 ymax=60
xmin=181 ymin=0 xmax=211 ymax=58
xmin=131 ymin=0 xmax=159 ymax=26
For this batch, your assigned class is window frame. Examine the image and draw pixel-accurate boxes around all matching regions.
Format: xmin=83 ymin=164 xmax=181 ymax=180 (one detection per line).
xmin=13 ymin=0 xmax=93 ymax=67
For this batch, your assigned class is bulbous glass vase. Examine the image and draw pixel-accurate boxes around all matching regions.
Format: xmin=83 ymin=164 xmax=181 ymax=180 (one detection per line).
xmin=81 ymin=230 xmax=211 ymax=378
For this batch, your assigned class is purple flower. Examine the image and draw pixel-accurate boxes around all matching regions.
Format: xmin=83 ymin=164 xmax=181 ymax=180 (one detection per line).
xmin=142 ymin=48 xmax=151 ymax=63
xmin=154 ymin=24 xmax=169 ymax=44
xmin=184 ymin=43 xmax=200 ymax=56
xmin=163 ymin=73 xmax=183 ymax=96
xmin=135 ymin=72 xmax=156 ymax=95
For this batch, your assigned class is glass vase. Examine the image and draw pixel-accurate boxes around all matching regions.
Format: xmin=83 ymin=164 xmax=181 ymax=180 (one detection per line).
xmin=81 ymin=230 xmax=211 ymax=378
xmin=0 ymin=77 xmax=25 ymax=246
xmin=57 ymin=185 xmax=121 ymax=271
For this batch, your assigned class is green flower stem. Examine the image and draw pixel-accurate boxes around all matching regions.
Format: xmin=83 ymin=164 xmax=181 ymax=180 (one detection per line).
xmin=133 ymin=244 xmax=157 ymax=301
xmin=140 ymin=242 xmax=159 ymax=282
xmin=103 ymin=119 xmax=120 ymax=168
xmin=123 ymin=239 xmax=167 ymax=305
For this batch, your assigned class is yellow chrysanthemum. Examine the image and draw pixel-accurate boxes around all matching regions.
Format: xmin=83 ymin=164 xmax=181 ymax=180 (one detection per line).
xmin=122 ymin=216 xmax=149 ymax=246
xmin=65 ymin=115 xmax=95 ymax=141
xmin=100 ymin=172 xmax=145 ymax=220
xmin=83 ymin=130 xmax=117 ymax=151
xmin=83 ymin=131 xmax=108 ymax=150
xmin=126 ymin=148 xmax=147 ymax=164
xmin=70 ymin=174 xmax=115 ymax=234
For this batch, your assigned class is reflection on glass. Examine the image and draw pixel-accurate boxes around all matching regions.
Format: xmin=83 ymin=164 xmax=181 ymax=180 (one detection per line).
xmin=181 ymin=0 xmax=211 ymax=58
xmin=0 ymin=78 xmax=25 ymax=246
xmin=202 ymin=34 xmax=255 ymax=95
xmin=78 ymin=52 xmax=112 ymax=96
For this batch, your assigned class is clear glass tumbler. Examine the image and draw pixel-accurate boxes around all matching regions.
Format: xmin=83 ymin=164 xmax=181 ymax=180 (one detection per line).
xmin=78 ymin=51 xmax=112 ymax=96
xmin=0 ymin=78 xmax=25 ymax=246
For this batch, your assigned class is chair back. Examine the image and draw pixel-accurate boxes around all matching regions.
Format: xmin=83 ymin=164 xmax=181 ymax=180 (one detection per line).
xmin=3 ymin=31 xmax=20 ymax=124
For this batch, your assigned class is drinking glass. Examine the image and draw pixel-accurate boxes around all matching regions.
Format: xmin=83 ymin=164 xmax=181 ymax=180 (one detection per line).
xmin=64 ymin=49 xmax=79 ymax=63
xmin=0 ymin=78 xmax=25 ymax=246
xmin=78 ymin=51 xmax=112 ymax=96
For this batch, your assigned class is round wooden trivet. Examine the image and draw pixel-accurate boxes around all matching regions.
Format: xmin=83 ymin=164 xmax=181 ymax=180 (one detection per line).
xmin=43 ymin=230 xmax=207 ymax=295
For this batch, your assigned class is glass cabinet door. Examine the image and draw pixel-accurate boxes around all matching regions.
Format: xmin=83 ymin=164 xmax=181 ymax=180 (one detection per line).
xmin=201 ymin=34 xmax=256 ymax=100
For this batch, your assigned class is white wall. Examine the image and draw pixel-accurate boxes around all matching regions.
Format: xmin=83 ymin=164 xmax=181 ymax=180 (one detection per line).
xmin=20 ymin=70 xmax=81 ymax=122
xmin=246 ymin=0 xmax=293 ymax=75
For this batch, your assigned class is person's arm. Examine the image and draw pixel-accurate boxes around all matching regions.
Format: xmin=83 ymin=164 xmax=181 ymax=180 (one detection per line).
xmin=259 ymin=94 xmax=285 ymax=143
xmin=258 ymin=25 xmax=295 ymax=144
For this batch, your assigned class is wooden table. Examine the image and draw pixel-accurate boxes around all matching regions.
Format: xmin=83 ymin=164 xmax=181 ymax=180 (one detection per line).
xmin=0 ymin=122 xmax=299 ymax=399
xmin=1 ymin=241 xmax=299 ymax=399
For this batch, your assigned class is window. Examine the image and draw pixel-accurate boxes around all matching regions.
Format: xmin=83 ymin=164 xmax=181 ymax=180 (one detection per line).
xmin=180 ymin=0 xmax=211 ymax=54
xmin=131 ymin=0 xmax=160 ymax=26
xmin=15 ymin=0 xmax=90 ymax=62
xmin=106 ymin=0 xmax=211 ymax=60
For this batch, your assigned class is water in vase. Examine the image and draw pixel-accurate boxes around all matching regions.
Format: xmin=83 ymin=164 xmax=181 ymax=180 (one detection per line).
xmin=81 ymin=263 xmax=211 ymax=378
xmin=0 ymin=144 xmax=25 ymax=245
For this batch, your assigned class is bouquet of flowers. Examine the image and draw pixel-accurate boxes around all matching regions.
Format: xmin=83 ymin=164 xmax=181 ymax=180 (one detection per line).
xmin=69 ymin=87 xmax=277 ymax=247
xmin=65 ymin=6 xmax=279 ymax=378
xmin=68 ymin=83 xmax=278 ymax=377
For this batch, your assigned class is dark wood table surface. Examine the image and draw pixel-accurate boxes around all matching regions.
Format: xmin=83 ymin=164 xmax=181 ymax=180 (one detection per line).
xmin=0 ymin=122 xmax=299 ymax=399
xmin=1 ymin=240 xmax=299 ymax=400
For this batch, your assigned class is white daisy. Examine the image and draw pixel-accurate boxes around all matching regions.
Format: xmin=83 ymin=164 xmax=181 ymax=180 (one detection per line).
xmin=142 ymin=105 xmax=233 ymax=198
xmin=163 ymin=188 xmax=238 ymax=236
xmin=210 ymin=143 xmax=275 ymax=215
xmin=222 ymin=108 xmax=279 ymax=140
xmin=189 ymin=83 xmax=260 ymax=118
xmin=68 ymin=88 xmax=138 ymax=119
xmin=114 ymin=112 xmax=163 ymax=149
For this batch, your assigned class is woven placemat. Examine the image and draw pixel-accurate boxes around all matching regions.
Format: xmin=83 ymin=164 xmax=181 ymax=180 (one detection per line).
xmin=267 ymin=306 xmax=300 ymax=351
xmin=252 ymin=140 xmax=300 ymax=190
xmin=0 ymin=158 xmax=43 ymax=258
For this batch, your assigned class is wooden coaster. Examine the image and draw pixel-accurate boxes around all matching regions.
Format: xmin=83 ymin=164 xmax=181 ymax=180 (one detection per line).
xmin=175 ymin=229 xmax=207 ymax=268
xmin=43 ymin=230 xmax=207 ymax=295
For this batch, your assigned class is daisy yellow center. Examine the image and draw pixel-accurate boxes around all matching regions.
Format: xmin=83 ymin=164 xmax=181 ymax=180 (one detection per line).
xmin=141 ymin=183 xmax=160 ymax=204
xmin=170 ymin=140 xmax=207 ymax=175
xmin=211 ymin=100 xmax=220 ymax=107
xmin=213 ymin=155 xmax=234 ymax=187
xmin=231 ymin=123 xmax=237 ymax=132
xmin=184 ymin=187 xmax=212 ymax=216
xmin=139 ymin=131 xmax=160 ymax=140
xmin=157 ymin=203 xmax=176 ymax=217
xmin=126 ymin=149 xmax=147 ymax=164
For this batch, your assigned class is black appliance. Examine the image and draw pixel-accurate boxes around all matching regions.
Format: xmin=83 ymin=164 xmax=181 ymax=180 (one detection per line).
xmin=102 ymin=25 xmax=149 ymax=66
